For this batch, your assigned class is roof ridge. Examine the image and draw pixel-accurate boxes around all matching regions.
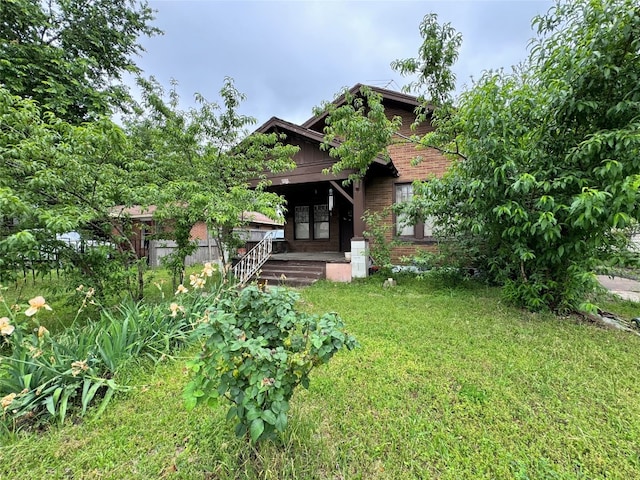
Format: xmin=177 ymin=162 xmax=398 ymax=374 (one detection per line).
xmin=300 ymin=83 xmax=424 ymax=130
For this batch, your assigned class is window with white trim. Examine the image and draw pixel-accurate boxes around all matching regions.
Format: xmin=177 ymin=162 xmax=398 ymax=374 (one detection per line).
xmin=294 ymin=206 xmax=310 ymax=239
xmin=395 ymin=183 xmax=435 ymax=241
xmin=294 ymin=204 xmax=330 ymax=240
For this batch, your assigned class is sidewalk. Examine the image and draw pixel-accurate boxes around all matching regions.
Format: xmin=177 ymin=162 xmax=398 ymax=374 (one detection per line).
xmin=596 ymin=275 xmax=640 ymax=302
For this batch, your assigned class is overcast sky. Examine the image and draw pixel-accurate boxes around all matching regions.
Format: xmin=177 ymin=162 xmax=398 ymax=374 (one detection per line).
xmin=133 ymin=0 xmax=554 ymax=127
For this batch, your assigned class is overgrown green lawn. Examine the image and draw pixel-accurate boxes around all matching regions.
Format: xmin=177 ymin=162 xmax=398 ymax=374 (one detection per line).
xmin=2 ymin=277 xmax=640 ymax=479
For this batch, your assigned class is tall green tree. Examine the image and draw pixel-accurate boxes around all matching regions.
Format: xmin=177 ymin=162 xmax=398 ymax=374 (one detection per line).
xmin=126 ymin=77 xmax=298 ymax=286
xmin=320 ymin=0 xmax=640 ymax=313
xmin=411 ymin=0 xmax=640 ymax=312
xmin=314 ymin=85 xmax=402 ymax=184
xmin=0 ymin=1 xmax=161 ymax=299
xmin=0 ymin=0 xmax=160 ymax=122
xmin=0 ymin=86 xmax=150 ymax=298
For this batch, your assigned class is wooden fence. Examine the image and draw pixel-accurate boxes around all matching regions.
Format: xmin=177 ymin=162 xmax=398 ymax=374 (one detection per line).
xmin=148 ymin=229 xmax=277 ymax=268
xmin=148 ymin=239 xmax=222 ymax=268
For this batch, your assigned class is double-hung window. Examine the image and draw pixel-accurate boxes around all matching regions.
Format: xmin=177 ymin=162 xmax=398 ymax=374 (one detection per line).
xmin=394 ymin=183 xmax=434 ymax=241
xmin=395 ymin=184 xmax=415 ymax=236
xmin=313 ymin=204 xmax=330 ymax=239
xmin=294 ymin=204 xmax=330 ymax=240
xmin=294 ymin=206 xmax=310 ymax=239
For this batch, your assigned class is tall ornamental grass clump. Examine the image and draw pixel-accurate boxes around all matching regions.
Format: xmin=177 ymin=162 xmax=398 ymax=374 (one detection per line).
xmin=0 ymin=263 xmax=222 ymax=427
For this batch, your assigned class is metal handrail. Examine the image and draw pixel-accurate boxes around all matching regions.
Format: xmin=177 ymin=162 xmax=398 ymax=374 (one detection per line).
xmin=232 ymin=230 xmax=277 ymax=286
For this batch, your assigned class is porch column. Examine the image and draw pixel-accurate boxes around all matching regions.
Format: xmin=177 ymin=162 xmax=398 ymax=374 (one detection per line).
xmin=351 ymin=180 xmax=368 ymax=278
xmin=352 ymin=180 xmax=365 ymax=238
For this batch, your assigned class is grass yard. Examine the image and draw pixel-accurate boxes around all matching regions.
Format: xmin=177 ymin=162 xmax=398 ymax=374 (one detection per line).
xmin=1 ymin=276 xmax=639 ymax=479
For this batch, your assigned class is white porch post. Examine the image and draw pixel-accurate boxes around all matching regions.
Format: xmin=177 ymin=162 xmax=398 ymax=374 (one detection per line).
xmin=350 ymin=179 xmax=368 ymax=278
xmin=351 ymin=238 xmax=369 ymax=278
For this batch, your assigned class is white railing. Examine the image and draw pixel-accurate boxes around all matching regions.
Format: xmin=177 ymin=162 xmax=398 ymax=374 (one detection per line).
xmin=232 ymin=230 xmax=277 ymax=286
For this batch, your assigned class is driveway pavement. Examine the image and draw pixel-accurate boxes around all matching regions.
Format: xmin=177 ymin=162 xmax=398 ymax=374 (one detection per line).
xmin=596 ymin=275 xmax=640 ymax=302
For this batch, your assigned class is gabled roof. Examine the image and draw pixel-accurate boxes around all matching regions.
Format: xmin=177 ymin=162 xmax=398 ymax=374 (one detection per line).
xmin=256 ymin=116 xmax=333 ymax=145
xmin=301 ymin=83 xmax=430 ymax=131
xmin=256 ymin=116 xmax=398 ymax=177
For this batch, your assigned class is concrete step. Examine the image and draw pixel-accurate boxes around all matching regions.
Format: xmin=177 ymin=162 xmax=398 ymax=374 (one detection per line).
xmin=257 ymin=260 xmax=326 ymax=287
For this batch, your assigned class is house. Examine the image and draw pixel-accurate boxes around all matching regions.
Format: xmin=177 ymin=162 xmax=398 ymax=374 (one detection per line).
xmin=110 ymin=84 xmax=450 ymax=284
xmin=251 ymin=83 xmax=451 ymax=282
xmin=109 ymin=205 xmax=282 ymax=267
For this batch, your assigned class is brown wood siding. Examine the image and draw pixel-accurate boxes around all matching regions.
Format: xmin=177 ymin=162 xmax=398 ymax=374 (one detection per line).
xmin=262 ymin=134 xmax=354 ymax=186
xmin=290 ymin=137 xmax=331 ymax=166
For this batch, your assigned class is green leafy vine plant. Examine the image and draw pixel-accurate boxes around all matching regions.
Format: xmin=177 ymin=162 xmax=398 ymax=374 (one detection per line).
xmin=183 ymin=285 xmax=358 ymax=443
xmin=362 ymin=207 xmax=404 ymax=276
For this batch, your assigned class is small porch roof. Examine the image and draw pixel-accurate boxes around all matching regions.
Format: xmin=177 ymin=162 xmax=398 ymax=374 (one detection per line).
xmin=109 ymin=206 xmax=281 ymax=227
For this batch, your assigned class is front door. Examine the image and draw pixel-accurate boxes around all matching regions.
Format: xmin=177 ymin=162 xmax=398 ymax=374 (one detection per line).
xmin=339 ymin=200 xmax=354 ymax=252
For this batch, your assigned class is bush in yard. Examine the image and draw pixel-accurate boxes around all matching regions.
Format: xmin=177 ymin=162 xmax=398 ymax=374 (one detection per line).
xmin=362 ymin=208 xmax=397 ymax=275
xmin=184 ymin=285 xmax=358 ymax=443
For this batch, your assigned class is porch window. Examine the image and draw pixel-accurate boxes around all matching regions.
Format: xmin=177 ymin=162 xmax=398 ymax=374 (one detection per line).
xmin=395 ymin=183 xmax=435 ymax=241
xmin=294 ymin=204 xmax=330 ymax=240
xmin=313 ymin=204 xmax=330 ymax=239
xmin=294 ymin=206 xmax=310 ymax=239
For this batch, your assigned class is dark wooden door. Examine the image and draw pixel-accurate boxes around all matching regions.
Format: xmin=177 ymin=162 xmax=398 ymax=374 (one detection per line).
xmin=339 ymin=204 xmax=353 ymax=252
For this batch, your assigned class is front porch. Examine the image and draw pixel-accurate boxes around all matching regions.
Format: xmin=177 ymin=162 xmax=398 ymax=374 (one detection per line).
xmin=265 ymin=180 xmax=361 ymax=252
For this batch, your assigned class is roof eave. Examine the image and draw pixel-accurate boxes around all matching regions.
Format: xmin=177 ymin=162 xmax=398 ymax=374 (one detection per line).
xmin=255 ymin=116 xmax=342 ymax=149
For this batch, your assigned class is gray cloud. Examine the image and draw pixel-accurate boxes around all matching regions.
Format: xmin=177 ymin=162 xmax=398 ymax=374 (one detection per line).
xmin=133 ymin=0 xmax=553 ymax=125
